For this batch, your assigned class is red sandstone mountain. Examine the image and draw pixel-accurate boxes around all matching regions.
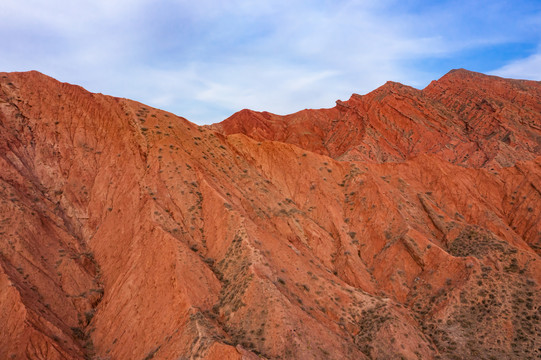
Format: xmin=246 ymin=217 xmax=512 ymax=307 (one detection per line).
xmin=0 ymin=70 xmax=539 ymax=360
xmin=212 ymin=69 xmax=541 ymax=167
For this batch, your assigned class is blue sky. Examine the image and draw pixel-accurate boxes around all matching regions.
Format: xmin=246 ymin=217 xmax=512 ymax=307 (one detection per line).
xmin=1 ymin=0 xmax=540 ymax=124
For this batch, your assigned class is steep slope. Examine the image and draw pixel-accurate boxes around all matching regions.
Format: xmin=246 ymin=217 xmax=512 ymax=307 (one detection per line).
xmin=0 ymin=70 xmax=540 ymax=360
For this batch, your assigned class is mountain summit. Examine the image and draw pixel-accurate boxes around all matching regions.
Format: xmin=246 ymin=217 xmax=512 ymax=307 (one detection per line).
xmin=0 ymin=70 xmax=540 ymax=359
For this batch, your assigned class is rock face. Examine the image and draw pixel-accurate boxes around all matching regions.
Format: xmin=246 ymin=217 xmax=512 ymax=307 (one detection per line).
xmin=0 ymin=69 xmax=539 ymax=359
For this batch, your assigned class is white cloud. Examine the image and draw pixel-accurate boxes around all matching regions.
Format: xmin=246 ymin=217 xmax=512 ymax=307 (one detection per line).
xmin=491 ymin=50 xmax=541 ymax=80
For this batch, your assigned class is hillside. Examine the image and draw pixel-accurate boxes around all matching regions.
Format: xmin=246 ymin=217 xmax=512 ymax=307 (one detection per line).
xmin=0 ymin=70 xmax=540 ymax=359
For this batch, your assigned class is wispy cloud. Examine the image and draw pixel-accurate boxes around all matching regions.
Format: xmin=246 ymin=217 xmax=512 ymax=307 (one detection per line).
xmin=491 ymin=48 xmax=541 ymax=80
xmin=1 ymin=0 xmax=540 ymax=124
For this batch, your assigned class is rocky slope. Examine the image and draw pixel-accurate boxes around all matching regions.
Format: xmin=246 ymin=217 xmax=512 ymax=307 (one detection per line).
xmin=0 ymin=70 xmax=539 ymax=359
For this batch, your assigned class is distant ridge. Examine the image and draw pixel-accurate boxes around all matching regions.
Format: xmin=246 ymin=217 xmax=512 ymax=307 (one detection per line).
xmin=213 ymin=69 xmax=541 ymax=167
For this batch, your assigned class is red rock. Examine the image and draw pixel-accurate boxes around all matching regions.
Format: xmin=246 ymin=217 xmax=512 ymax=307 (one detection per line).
xmin=0 ymin=70 xmax=539 ymax=359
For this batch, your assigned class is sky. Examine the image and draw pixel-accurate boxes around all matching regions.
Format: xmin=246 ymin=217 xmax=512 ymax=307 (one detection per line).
xmin=1 ymin=0 xmax=540 ymax=125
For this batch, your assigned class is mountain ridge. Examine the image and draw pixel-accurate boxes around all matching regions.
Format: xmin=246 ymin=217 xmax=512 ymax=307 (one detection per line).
xmin=212 ymin=68 xmax=541 ymax=167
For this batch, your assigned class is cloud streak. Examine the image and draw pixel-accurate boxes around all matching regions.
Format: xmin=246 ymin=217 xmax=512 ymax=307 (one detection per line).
xmin=492 ymin=49 xmax=541 ymax=80
xmin=1 ymin=0 xmax=540 ymax=124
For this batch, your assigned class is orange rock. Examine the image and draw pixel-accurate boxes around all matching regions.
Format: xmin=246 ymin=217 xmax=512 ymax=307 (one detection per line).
xmin=0 ymin=69 xmax=539 ymax=359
